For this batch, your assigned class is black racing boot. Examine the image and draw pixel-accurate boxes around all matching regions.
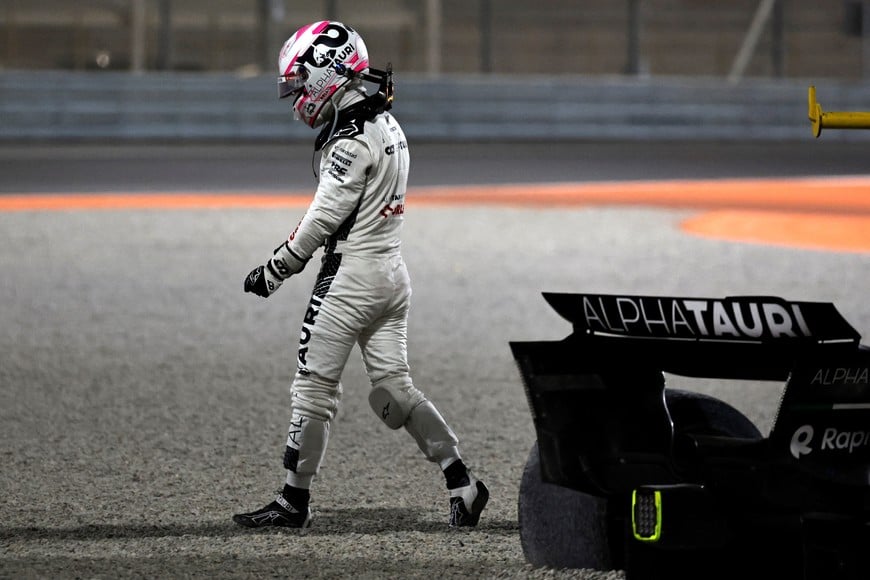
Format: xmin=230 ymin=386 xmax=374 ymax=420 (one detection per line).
xmin=445 ymin=461 xmax=489 ymax=528
xmin=233 ymin=488 xmax=311 ymax=532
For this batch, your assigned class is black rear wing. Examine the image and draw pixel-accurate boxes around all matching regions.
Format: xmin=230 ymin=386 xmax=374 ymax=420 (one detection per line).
xmin=540 ymin=293 xmax=861 ymax=380
xmin=511 ymin=293 xmax=870 ymax=495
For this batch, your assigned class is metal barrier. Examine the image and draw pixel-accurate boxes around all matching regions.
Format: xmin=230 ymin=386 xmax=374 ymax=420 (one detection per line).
xmin=3 ymin=71 xmax=870 ymax=142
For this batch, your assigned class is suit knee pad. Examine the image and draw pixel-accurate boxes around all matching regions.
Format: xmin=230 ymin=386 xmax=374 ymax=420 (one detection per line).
xmin=368 ymin=375 xmax=425 ymax=429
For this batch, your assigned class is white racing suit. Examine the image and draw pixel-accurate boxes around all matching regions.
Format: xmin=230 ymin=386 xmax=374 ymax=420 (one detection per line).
xmin=281 ymin=98 xmax=461 ymax=489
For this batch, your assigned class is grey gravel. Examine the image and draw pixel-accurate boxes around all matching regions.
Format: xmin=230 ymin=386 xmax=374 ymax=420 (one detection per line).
xmin=2 ymin=203 xmax=868 ymax=578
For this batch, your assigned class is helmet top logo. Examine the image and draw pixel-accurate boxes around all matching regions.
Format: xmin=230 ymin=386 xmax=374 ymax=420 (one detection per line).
xmin=311 ymin=45 xmax=336 ymax=67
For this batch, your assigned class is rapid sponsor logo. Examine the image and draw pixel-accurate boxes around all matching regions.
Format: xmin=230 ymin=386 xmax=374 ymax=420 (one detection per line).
xmin=789 ymin=424 xmax=870 ymax=458
xmin=580 ymin=295 xmax=811 ymax=340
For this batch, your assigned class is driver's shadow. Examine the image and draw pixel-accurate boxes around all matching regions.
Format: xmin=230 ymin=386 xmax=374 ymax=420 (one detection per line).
xmin=0 ymin=506 xmax=517 ymax=541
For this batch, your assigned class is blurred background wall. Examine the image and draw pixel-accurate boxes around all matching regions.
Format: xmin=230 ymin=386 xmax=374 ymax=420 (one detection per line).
xmin=3 ymin=0 xmax=870 ymax=141
xmin=4 ymin=0 xmax=870 ymax=77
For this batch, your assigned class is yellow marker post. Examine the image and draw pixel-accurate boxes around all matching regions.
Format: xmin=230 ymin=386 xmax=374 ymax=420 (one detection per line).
xmin=808 ymin=85 xmax=870 ymax=138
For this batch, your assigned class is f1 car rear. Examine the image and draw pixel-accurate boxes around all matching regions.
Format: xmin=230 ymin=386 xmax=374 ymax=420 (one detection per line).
xmin=512 ymin=293 xmax=870 ymax=580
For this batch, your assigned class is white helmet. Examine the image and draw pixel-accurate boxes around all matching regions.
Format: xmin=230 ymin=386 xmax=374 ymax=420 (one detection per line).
xmin=277 ymin=21 xmax=370 ymax=128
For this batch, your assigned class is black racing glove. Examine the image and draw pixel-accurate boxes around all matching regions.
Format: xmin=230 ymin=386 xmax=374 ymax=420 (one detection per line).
xmin=243 ymin=241 xmax=308 ymax=298
xmin=244 ymin=263 xmax=282 ymax=298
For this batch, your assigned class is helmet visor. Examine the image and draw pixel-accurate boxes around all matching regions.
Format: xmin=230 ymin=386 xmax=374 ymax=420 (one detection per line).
xmin=277 ymin=70 xmax=307 ymax=99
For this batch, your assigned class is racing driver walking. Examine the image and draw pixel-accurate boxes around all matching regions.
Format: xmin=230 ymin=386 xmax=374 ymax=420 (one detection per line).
xmin=233 ymin=20 xmax=489 ymax=531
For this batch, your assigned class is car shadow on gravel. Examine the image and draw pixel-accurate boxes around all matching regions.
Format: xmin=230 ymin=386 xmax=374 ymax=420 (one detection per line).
xmin=0 ymin=507 xmax=517 ymax=541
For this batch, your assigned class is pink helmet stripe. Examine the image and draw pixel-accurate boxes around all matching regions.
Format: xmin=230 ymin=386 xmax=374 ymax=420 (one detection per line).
xmin=310 ymin=21 xmax=330 ymax=34
xmin=346 ymin=53 xmax=368 ymax=72
xmin=281 ymin=21 xmax=330 ymax=75
xmin=282 ymin=54 xmax=300 ymax=75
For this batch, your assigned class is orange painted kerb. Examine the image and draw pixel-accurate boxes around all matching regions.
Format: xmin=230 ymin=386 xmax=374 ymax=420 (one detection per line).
xmin=0 ymin=193 xmax=310 ymax=212
xmin=2 ymin=175 xmax=870 ymax=252
xmin=3 ymin=176 xmax=870 ymax=212
xmin=682 ymin=211 xmax=870 ymax=254
xmin=409 ymin=176 xmax=870 ymax=214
